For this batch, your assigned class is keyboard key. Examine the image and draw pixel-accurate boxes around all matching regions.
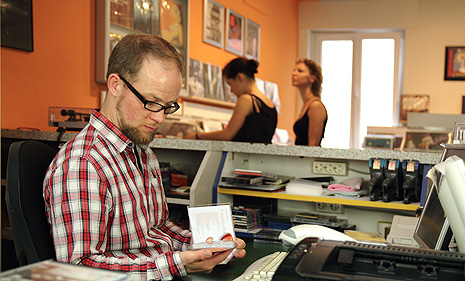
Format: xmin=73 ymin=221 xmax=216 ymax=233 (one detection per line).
xmin=239 ymin=251 xmax=287 ymax=281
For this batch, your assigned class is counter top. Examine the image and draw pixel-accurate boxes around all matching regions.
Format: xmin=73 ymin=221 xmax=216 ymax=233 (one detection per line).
xmin=2 ymin=129 xmax=442 ymax=164
xmin=2 ymin=129 xmax=77 ymax=143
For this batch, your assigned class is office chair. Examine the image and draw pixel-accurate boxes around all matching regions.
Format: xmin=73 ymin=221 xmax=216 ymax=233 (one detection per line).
xmin=5 ymin=140 xmax=57 ymax=265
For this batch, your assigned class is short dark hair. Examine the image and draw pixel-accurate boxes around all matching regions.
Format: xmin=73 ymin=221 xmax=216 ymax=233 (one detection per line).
xmin=223 ymin=57 xmax=259 ymax=80
xmin=106 ymin=34 xmax=184 ymax=81
xmin=297 ymin=59 xmax=323 ymax=98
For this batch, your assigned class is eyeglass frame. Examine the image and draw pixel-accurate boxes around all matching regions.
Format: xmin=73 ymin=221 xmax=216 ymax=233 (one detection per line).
xmin=118 ymin=75 xmax=180 ymax=114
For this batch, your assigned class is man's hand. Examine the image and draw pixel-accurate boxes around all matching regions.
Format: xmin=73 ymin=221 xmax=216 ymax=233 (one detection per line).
xmin=231 ymin=237 xmax=246 ymax=260
xmin=179 ymin=248 xmax=234 ymax=274
xmin=180 ymin=238 xmax=247 ymax=274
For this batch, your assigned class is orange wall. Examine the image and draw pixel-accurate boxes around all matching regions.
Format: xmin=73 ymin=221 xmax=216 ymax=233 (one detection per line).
xmin=1 ymin=1 xmax=105 ymax=132
xmin=189 ymin=0 xmax=299 ymax=133
xmin=1 ymin=0 xmax=299 ymax=134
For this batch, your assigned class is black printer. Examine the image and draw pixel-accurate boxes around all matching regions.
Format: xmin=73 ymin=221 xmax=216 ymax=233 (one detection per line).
xmin=273 ymin=238 xmax=465 ymax=280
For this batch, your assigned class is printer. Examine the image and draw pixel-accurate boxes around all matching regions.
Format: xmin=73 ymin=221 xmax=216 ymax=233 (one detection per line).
xmin=272 ymin=238 xmax=465 ymax=280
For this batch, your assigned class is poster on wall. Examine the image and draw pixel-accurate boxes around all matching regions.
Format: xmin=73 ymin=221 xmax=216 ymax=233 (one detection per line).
xmin=160 ymin=0 xmax=184 ymax=48
xmin=399 ymin=94 xmax=429 ymax=124
xmin=404 ymin=132 xmax=449 ymax=151
xmin=225 ymin=8 xmax=244 ymax=56
xmin=203 ymin=63 xmax=224 ymax=101
xmin=203 ymin=0 xmax=224 ymax=48
xmin=444 ymin=46 xmax=465 ymax=81
xmin=245 ymin=19 xmax=260 ymax=61
xmin=188 ymin=58 xmax=205 ymax=98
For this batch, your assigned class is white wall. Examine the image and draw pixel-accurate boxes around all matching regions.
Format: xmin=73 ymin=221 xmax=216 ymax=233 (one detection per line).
xmin=299 ymin=0 xmax=465 ymax=115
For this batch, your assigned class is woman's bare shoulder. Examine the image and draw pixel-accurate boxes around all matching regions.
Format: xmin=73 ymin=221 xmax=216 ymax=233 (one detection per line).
xmin=307 ymin=99 xmax=327 ymax=116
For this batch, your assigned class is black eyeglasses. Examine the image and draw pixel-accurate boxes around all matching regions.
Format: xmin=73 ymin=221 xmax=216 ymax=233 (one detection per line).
xmin=118 ymin=75 xmax=180 ymax=114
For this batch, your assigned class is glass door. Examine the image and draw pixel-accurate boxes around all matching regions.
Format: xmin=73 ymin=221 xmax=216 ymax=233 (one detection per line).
xmin=311 ymin=31 xmax=403 ymax=149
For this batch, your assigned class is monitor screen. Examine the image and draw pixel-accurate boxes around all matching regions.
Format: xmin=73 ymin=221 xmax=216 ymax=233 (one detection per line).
xmin=438 ymin=155 xmax=465 ymax=252
xmin=412 ymin=144 xmax=465 ymax=250
xmin=413 ymin=185 xmax=452 ymax=250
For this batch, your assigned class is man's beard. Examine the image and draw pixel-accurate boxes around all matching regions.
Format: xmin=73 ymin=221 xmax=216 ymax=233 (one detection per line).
xmin=117 ymin=100 xmax=159 ymax=145
xmin=120 ymin=122 xmax=158 ymax=145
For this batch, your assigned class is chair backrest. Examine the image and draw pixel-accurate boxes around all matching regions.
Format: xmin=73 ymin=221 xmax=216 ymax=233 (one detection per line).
xmin=6 ymin=140 xmax=57 ymax=265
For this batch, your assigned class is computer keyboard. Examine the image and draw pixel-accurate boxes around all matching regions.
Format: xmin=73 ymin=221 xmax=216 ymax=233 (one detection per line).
xmin=233 ymin=251 xmax=287 ymax=280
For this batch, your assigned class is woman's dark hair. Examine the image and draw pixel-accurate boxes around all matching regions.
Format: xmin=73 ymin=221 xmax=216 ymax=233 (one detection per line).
xmin=297 ymin=58 xmax=323 ymax=98
xmin=223 ymin=57 xmax=259 ymax=80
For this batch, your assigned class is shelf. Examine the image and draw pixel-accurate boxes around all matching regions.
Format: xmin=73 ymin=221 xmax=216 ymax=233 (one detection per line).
xmin=180 ymin=96 xmax=235 ymax=109
xmin=217 ymin=187 xmax=419 ymax=212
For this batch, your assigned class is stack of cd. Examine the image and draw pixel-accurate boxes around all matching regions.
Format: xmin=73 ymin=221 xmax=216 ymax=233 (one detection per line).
xmin=232 ymin=207 xmax=261 ymax=230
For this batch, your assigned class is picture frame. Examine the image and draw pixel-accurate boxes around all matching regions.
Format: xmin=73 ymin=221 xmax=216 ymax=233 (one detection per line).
xmin=245 ymin=19 xmax=260 ymax=61
xmin=399 ymin=94 xmax=429 ymax=123
xmin=203 ymin=0 xmax=224 ymax=48
xmin=1 ymin=0 xmax=33 ymax=52
xmin=203 ymin=63 xmax=224 ymax=101
xmin=444 ymin=46 xmax=465 ymax=81
xmin=160 ymin=0 xmax=185 ymax=49
xmin=225 ymin=8 xmax=244 ymax=56
xmin=188 ymin=58 xmax=205 ymax=98
xmin=404 ymin=131 xmax=449 ymax=152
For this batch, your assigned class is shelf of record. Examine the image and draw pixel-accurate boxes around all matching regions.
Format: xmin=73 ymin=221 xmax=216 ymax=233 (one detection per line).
xmin=217 ymin=187 xmax=419 ymax=212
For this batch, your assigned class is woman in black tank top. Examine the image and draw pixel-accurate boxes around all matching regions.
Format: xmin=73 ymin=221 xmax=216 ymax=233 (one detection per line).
xmin=184 ymin=57 xmax=277 ymax=144
xmin=292 ymin=59 xmax=327 ymax=146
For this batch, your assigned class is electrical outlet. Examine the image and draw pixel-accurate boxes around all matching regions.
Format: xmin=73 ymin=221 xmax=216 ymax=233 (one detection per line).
xmin=316 ymin=202 xmax=344 ymax=214
xmin=329 ymin=203 xmax=344 ymax=213
xmin=316 ymin=202 xmax=329 ymax=211
xmin=312 ymin=160 xmax=348 ymax=176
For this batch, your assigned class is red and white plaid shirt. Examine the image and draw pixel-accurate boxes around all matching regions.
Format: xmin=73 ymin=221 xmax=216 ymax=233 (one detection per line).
xmin=44 ymin=110 xmax=192 ymax=281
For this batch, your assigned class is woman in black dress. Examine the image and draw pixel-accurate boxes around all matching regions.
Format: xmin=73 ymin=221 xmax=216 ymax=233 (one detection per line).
xmin=292 ymin=59 xmax=327 ymax=146
xmin=185 ymin=57 xmax=277 ymax=144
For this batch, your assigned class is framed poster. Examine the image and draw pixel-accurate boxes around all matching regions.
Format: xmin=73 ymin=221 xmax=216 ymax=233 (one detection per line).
xmin=203 ymin=63 xmax=224 ymax=101
xmin=399 ymin=94 xmax=429 ymax=123
xmin=404 ymin=131 xmax=450 ymax=151
xmin=160 ymin=0 xmax=184 ymax=48
xmin=203 ymin=0 xmax=224 ymax=48
xmin=245 ymin=19 xmax=260 ymax=61
xmin=188 ymin=58 xmax=205 ymax=98
xmin=1 ymin=0 xmax=33 ymax=52
xmin=444 ymin=46 xmax=465 ymax=81
xmin=225 ymin=8 xmax=244 ymax=56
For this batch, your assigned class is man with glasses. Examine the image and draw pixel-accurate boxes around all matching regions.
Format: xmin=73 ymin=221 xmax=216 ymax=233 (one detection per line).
xmin=44 ymin=34 xmax=246 ymax=280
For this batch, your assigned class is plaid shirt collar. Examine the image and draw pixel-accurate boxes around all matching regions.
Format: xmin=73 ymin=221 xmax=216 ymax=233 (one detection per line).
xmin=89 ymin=109 xmax=150 ymax=153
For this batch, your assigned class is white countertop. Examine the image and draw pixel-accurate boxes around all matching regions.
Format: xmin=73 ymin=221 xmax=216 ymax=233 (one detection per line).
xmin=2 ymin=129 xmax=442 ymax=164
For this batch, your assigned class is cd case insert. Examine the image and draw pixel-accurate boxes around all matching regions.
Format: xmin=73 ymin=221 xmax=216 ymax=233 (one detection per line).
xmin=187 ymin=204 xmax=237 ymax=263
